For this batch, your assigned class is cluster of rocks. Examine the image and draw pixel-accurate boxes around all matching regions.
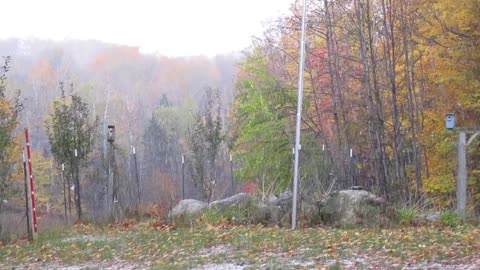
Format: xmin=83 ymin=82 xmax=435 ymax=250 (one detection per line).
xmin=170 ymin=188 xmax=392 ymax=227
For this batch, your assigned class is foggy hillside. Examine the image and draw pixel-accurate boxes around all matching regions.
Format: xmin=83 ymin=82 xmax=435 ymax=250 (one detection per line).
xmin=0 ymin=38 xmax=238 ymax=152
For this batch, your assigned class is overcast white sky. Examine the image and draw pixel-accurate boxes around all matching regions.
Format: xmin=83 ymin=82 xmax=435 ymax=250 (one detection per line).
xmin=1 ymin=0 xmax=294 ymax=56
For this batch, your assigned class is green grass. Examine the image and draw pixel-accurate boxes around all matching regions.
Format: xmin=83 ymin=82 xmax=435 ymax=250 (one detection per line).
xmin=440 ymin=209 xmax=462 ymax=227
xmin=0 ymin=221 xmax=479 ymax=269
xmin=397 ymin=208 xmax=420 ymax=225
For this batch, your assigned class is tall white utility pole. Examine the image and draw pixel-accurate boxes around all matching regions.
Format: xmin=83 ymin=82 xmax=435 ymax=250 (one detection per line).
xmin=292 ymin=0 xmax=308 ymax=230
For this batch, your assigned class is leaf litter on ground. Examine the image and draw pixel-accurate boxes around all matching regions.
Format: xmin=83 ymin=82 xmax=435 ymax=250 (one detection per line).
xmin=0 ymin=221 xmax=479 ymax=269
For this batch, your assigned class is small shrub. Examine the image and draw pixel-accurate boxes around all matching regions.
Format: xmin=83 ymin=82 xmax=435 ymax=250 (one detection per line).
xmin=200 ymin=201 xmax=258 ymax=225
xmin=200 ymin=209 xmax=228 ymax=225
xmin=397 ymin=208 xmax=419 ymax=225
xmin=439 ymin=210 xmax=462 ymax=227
xmin=319 ymin=201 xmax=336 ymax=224
xmin=144 ymin=204 xmax=166 ymax=218
xmin=364 ymin=204 xmax=383 ymax=218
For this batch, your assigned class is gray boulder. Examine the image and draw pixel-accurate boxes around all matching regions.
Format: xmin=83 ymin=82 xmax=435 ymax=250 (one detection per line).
xmin=209 ymin=193 xmax=253 ymax=210
xmin=319 ymin=190 xmax=387 ymax=227
xmin=268 ymin=192 xmax=293 ymax=226
xmin=169 ymin=190 xmax=388 ymax=227
xmin=253 ymin=202 xmax=282 ymax=225
xmin=270 ymin=191 xmax=293 ymax=206
xmin=169 ymin=199 xmax=208 ymax=218
xmin=415 ymin=211 xmax=440 ymax=224
xmin=254 ymin=192 xmax=320 ymax=227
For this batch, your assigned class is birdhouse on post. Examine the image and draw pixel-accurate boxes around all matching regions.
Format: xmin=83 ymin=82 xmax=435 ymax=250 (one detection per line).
xmin=446 ymin=113 xmax=455 ymax=129
xmin=107 ymin=125 xmax=115 ymax=143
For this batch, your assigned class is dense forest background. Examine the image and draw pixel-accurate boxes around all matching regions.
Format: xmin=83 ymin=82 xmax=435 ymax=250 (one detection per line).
xmin=1 ymin=0 xmax=479 ymax=232
xmin=0 ymin=38 xmax=238 ymax=223
xmin=231 ymin=0 xmax=480 ymax=209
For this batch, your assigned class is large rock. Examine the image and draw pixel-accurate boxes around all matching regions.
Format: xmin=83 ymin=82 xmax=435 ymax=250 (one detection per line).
xmin=254 ymin=192 xmax=320 ymax=227
xmin=209 ymin=193 xmax=253 ymax=210
xmin=169 ymin=190 xmax=388 ymax=227
xmin=415 ymin=211 xmax=440 ymax=224
xmin=269 ymin=191 xmax=293 ymax=206
xmin=253 ymin=202 xmax=283 ymax=226
xmin=319 ymin=190 xmax=387 ymax=227
xmin=169 ymin=199 xmax=208 ymax=218
xmin=255 ymin=192 xmax=292 ymax=226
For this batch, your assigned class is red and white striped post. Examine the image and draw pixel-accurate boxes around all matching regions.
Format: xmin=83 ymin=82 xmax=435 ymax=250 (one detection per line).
xmin=25 ymin=128 xmax=38 ymax=233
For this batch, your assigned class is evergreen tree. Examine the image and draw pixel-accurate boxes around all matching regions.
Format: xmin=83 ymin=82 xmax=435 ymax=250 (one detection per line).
xmin=46 ymin=83 xmax=98 ymax=220
xmin=188 ymin=88 xmax=224 ymax=202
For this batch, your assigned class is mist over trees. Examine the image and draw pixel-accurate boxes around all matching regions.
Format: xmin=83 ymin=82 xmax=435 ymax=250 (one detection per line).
xmin=0 ymin=38 xmax=238 ymax=225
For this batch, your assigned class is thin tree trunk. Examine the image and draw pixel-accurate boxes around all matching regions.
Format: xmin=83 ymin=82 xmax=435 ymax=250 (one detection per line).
xmin=381 ymin=0 xmax=403 ymax=196
xmin=75 ymin=161 xmax=82 ymax=220
xmin=62 ymin=170 xmax=67 ymax=223
xmin=365 ymin=0 xmax=390 ymax=198
xmin=324 ymin=0 xmax=347 ymax=188
xmin=67 ymin=173 xmax=72 ymax=224
xmin=331 ymin=3 xmax=353 ymax=186
xmin=400 ymin=0 xmax=421 ymax=201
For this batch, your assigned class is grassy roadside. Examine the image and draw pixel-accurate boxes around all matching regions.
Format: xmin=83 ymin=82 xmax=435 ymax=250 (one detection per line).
xmin=1 ymin=221 xmax=479 ymax=269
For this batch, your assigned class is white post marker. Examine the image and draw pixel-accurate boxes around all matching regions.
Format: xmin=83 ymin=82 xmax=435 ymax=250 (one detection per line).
xmin=292 ymin=0 xmax=308 ymax=230
xmin=181 ymin=154 xmax=185 ymax=199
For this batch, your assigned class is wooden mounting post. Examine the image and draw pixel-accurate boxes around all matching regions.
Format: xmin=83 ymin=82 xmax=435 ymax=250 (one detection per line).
xmin=455 ymin=128 xmax=480 ymax=221
xmin=22 ymin=151 xmax=32 ymax=241
xmin=24 ymin=128 xmax=38 ymax=240
xmin=457 ymin=131 xmax=467 ymax=221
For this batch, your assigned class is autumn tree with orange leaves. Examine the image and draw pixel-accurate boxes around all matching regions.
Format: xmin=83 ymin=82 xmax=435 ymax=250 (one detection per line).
xmin=231 ymin=0 xmax=480 ymax=210
xmin=0 ymin=56 xmax=22 ymax=233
